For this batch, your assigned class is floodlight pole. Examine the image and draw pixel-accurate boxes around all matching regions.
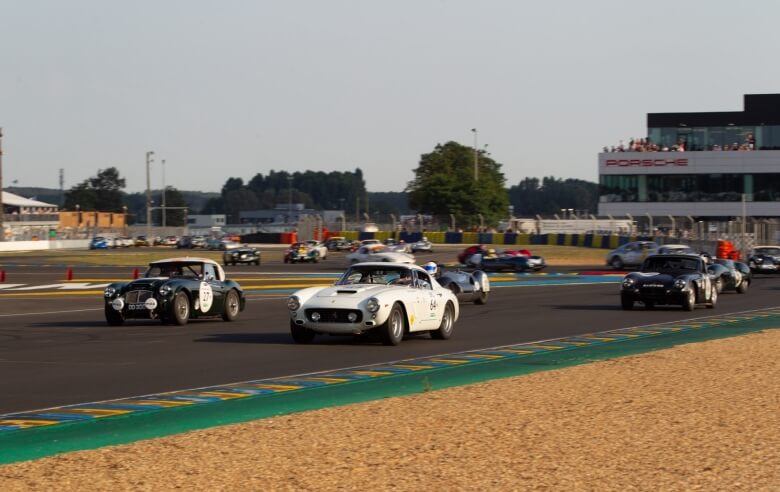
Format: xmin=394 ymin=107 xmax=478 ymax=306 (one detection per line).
xmin=145 ymin=151 xmax=154 ymax=242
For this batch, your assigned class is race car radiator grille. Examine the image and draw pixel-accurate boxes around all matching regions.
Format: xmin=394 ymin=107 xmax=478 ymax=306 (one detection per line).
xmin=126 ymin=290 xmax=154 ymax=303
xmin=304 ymin=308 xmax=363 ymax=323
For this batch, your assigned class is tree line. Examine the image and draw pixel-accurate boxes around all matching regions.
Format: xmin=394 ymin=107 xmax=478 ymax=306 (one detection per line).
xmin=51 ymin=142 xmax=599 ymax=227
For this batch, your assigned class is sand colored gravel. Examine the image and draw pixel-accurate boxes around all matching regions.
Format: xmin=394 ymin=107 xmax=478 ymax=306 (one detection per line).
xmin=1 ymin=329 xmax=779 ymax=491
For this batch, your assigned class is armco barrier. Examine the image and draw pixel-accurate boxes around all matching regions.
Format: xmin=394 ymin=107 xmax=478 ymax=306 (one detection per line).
xmin=325 ymin=231 xmax=655 ymax=250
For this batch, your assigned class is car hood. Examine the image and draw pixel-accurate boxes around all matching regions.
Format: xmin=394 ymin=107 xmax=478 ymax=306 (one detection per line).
xmin=629 ymin=272 xmax=686 ymax=286
xmin=126 ymin=277 xmax=171 ymax=289
xmin=314 ymin=284 xmax=398 ymax=299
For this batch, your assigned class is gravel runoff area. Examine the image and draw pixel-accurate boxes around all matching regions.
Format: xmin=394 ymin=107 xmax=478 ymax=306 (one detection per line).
xmin=2 ymin=330 xmax=779 ymax=491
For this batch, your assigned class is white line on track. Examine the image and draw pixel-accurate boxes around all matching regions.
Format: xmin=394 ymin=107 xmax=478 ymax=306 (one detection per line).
xmin=0 ymin=308 xmax=103 ymax=317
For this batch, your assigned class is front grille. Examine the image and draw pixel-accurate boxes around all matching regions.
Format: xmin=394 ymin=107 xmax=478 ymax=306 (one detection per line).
xmin=304 ymin=308 xmax=363 ymax=323
xmin=126 ymin=290 xmax=154 ymax=303
xmin=640 ymin=286 xmax=667 ymax=296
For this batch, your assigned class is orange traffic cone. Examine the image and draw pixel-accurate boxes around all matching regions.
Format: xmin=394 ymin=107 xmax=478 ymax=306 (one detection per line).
xmin=66 ymin=268 xmax=73 ymax=281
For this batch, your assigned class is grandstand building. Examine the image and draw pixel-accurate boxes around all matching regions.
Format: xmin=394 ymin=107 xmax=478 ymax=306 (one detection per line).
xmin=599 ymin=93 xmax=780 ymax=218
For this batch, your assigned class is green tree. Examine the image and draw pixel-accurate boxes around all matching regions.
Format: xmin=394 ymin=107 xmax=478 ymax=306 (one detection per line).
xmin=406 ymin=141 xmax=509 ymax=228
xmin=63 ymin=167 xmax=126 ymax=212
xmin=154 ymin=187 xmax=189 ymax=226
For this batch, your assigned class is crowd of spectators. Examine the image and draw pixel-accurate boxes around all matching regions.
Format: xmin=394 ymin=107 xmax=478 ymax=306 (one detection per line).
xmin=603 ymin=134 xmax=755 ymax=152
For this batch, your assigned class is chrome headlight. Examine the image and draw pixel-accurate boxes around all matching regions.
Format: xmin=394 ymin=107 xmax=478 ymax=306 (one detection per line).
xmin=622 ymin=278 xmax=635 ymax=289
xmin=287 ymin=296 xmax=300 ymax=311
xmin=366 ymin=297 xmax=380 ymax=313
xmin=673 ymin=279 xmax=687 ymax=289
xmin=159 ymin=285 xmax=173 ymax=296
xmin=104 ymin=286 xmax=116 ymax=297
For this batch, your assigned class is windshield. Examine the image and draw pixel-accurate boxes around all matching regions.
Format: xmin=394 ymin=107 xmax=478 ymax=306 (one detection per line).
xmin=146 ymin=263 xmax=203 ymax=279
xmin=338 ymin=265 xmax=413 ymax=285
xmin=755 ymin=247 xmax=780 ymax=256
xmin=641 ymin=257 xmax=701 ymax=273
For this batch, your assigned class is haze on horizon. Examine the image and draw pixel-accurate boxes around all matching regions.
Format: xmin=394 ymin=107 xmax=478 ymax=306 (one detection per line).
xmin=1 ymin=0 xmax=778 ymax=195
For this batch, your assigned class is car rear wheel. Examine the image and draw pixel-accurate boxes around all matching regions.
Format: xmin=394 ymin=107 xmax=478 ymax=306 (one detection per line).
xmin=381 ymin=303 xmax=405 ymax=346
xmin=222 ymin=290 xmax=240 ymax=321
xmin=736 ymin=280 xmax=749 ymax=294
xmin=105 ymin=306 xmax=124 ymax=326
xmin=475 ymin=288 xmax=488 ymax=305
xmin=171 ymin=291 xmax=190 ymax=325
xmin=290 ymin=321 xmax=315 ymax=344
xmin=430 ymin=302 xmax=455 ymax=340
xmin=683 ymin=289 xmax=696 ymax=311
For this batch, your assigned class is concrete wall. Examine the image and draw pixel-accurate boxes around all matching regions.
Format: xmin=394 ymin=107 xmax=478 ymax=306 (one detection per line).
xmin=0 ymin=240 xmax=90 ymax=252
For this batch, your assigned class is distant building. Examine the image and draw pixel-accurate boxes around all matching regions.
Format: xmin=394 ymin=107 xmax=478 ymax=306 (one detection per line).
xmin=187 ymin=214 xmax=227 ymax=228
xmin=599 ymin=93 xmax=780 ymax=218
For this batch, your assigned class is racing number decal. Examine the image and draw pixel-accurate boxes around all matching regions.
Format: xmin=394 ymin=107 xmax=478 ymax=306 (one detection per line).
xmin=199 ymin=281 xmax=214 ymax=312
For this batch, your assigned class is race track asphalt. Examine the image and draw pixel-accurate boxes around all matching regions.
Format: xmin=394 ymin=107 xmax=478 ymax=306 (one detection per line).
xmin=1 ymin=248 xmax=778 ymax=415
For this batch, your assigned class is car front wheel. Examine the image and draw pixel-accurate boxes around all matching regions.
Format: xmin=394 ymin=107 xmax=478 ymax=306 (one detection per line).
xmin=611 ymin=257 xmax=624 ymax=270
xmin=621 ymin=294 xmax=633 ymax=310
xmin=683 ymin=289 xmax=696 ymax=311
xmin=171 ymin=291 xmax=190 ymax=325
xmin=381 ymin=303 xmax=405 ymax=346
xmin=105 ymin=306 xmax=124 ymax=326
xmin=290 ymin=321 xmax=315 ymax=344
xmin=707 ymin=285 xmax=718 ymax=308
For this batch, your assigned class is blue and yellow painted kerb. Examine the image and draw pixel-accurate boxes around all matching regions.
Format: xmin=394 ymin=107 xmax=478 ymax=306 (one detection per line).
xmin=1 ymin=308 xmax=777 ymax=464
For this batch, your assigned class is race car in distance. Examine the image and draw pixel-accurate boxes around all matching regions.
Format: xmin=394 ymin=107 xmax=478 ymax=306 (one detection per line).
xmin=620 ymin=254 xmax=717 ymax=311
xmin=410 ymin=237 xmax=434 ymax=253
xmin=480 ymin=253 xmax=546 ymax=272
xmin=287 ymin=262 xmax=459 ymax=345
xmin=708 ymin=258 xmax=751 ymax=294
xmin=435 ymin=266 xmax=490 ymax=304
xmin=103 ymin=257 xmax=245 ymax=326
xmin=605 ymin=241 xmax=659 ymax=270
xmin=223 ymin=246 xmax=261 ymax=266
xmin=89 ymin=236 xmax=110 ymax=250
xmin=747 ymin=245 xmax=780 ymax=273
xmin=346 ymin=244 xmax=415 ymax=264
xmin=324 ymin=236 xmax=352 ymax=251
xmin=304 ymin=240 xmax=328 ymax=260
xmin=284 ymin=242 xmax=319 ymax=263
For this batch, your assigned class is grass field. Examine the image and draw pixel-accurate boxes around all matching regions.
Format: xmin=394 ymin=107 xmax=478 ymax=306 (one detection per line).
xmin=0 ymin=244 xmax=609 ymax=267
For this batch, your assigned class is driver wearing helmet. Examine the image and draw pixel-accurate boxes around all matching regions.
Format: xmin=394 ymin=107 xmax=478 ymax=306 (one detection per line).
xmin=423 ymin=261 xmax=439 ymax=278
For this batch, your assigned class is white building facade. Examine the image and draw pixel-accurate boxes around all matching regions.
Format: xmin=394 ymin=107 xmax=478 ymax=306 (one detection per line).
xmin=599 ymin=93 xmax=780 ymax=219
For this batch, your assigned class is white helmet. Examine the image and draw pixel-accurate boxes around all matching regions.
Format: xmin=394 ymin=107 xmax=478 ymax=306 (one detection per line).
xmin=423 ymin=261 xmax=438 ymax=275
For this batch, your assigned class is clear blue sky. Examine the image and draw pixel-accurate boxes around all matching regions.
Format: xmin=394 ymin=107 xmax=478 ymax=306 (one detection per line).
xmin=2 ymin=0 xmax=778 ymax=194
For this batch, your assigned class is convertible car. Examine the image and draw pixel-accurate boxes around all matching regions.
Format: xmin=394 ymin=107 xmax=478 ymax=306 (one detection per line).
xmin=747 ymin=245 xmax=780 ymax=273
xmin=223 ymin=246 xmax=261 ymax=266
xmin=284 ymin=242 xmax=319 ymax=263
xmin=480 ymin=253 xmax=546 ymax=272
xmin=410 ymin=237 xmax=434 ymax=253
xmin=435 ymin=265 xmax=490 ymax=304
xmin=620 ymin=254 xmax=717 ymax=311
xmin=708 ymin=258 xmax=751 ymax=294
xmin=287 ymin=262 xmax=460 ymax=345
xmin=103 ymin=258 xmax=246 ymax=325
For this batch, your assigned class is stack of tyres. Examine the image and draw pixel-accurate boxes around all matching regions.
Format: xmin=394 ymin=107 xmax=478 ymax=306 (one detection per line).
xmin=716 ymin=240 xmax=734 ymax=259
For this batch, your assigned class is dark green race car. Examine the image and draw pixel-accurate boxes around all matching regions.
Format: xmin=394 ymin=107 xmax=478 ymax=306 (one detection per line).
xmin=103 ymin=257 xmax=246 ymax=326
